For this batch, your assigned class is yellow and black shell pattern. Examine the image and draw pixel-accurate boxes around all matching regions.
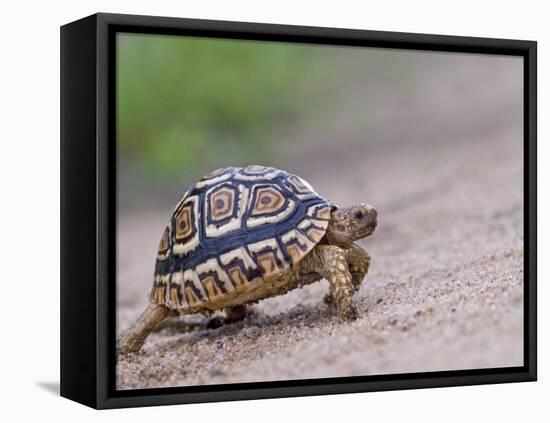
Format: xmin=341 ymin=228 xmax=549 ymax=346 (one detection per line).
xmin=150 ymin=165 xmax=332 ymax=310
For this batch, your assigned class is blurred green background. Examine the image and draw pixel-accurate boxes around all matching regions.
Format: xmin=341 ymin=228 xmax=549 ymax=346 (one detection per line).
xmin=116 ymin=33 xmax=417 ymax=212
xmin=117 ymin=34 xmax=338 ymax=176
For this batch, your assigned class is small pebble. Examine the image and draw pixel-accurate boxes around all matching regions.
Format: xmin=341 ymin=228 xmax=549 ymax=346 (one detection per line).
xmin=207 ymin=364 xmax=222 ymax=376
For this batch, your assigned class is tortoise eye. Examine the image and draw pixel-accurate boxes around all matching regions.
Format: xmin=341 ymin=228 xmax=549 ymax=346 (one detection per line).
xmin=353 ymin=209 xmax=365 ymax=220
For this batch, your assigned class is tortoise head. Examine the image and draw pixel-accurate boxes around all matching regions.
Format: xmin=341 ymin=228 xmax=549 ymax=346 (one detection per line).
xmin=325 ymin=203 xmax=377 ymax=247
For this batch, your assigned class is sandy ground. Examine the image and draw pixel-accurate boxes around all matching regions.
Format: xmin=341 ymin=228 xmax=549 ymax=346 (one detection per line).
xmin=116 ymin=54 xmax=524 ymax=390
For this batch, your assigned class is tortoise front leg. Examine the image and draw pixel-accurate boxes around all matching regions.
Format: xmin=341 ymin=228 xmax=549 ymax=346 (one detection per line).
xmin=345 ymin=243 xmax=371 ymax=292
xmin=323 ymin=244 xmax=370 ymax=305
xmin=308 ymin=245 xmax=357 ymax=320
xmin=117 ymin=303 xmax=172 ymax=355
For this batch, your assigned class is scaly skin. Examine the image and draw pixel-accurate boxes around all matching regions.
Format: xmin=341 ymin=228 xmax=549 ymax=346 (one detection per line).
xmin=323 ymin=244 xmax=371 ymax=308
xmin=206 ymin=304 xmax=251 ymax=329
xmin=346 ymin=244 xmax=371 ymax=292
xmin=117 ymin=303 xmax=173 ymax=355
xmin=301 ymin=244 xmax=370 ymax=320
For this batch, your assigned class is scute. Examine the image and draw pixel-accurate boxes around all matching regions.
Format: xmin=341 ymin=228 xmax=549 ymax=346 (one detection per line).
xmin=150 ymin=166 xmax=332 ymax=310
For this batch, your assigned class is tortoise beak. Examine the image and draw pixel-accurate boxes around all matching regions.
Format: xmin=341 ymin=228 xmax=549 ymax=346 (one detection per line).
xmin=362 ymin=205 xmax=377 ymax=236
xmin=363 ymin=204 xmax=377 ymax=225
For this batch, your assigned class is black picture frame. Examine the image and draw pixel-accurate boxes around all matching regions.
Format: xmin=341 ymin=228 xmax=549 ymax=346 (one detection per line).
xmin=60 ymin=12 xmax=537 ymax=409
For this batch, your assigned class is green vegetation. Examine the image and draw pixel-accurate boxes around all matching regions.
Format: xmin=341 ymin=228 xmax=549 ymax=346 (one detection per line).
xmin=117 ymin=33 xmax=333 ymax=177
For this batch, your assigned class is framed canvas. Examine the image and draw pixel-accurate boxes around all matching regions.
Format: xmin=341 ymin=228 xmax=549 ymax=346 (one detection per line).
xmin=60 ymin=12 xmax=537 ymax=409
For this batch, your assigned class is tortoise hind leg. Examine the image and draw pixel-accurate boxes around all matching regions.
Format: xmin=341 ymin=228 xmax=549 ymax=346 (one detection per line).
xmin=117 ymin=303 xmax=172 ymax=355
xmin=225 ymin=305 xmax=249 ymax=323
xmin=152 ymin=315 xmax=208 ymax=333
xmin=150 ymin=305 xmax=252 ymax=332
xmin=207 ymin=305 xmax=251 ymax=329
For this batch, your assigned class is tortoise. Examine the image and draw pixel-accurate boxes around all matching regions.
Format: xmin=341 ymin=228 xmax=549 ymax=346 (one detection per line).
xmin=118 ymin=165 xmax=377 ymax=354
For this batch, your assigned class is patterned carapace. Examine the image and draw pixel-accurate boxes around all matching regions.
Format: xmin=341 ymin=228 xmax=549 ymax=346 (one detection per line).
xmin=150 ymin=165 xmax=333 ymax=310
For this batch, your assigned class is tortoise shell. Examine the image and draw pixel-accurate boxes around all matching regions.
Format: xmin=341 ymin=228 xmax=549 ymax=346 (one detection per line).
xmin=150 ymin=165 xmax=332 ymax=310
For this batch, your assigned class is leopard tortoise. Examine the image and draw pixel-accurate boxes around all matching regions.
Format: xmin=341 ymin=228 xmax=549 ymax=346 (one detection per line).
xmin=118 ymin=165 xmax=377 ymax=354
